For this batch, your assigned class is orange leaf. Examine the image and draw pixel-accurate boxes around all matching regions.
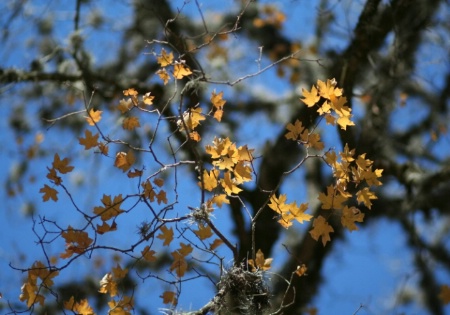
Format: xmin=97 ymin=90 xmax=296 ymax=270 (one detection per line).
xmin=39 ymin=184 xmax=58 ymax=202
xmin=114 ymin=150 xmax=135 ymax=172
xmin=123 ymin=88 xmax=138 ymax=96
xmin=194 ymin=224 xmax=213 ymax=240
xmin=160 ymin=291 xmax=177 ymax=305
xmin=157 ymin=225 xmax=174 ymax=246
xmin=209 ymin=238 xmax=223 ymax=251
xmin=78 ymin=129 xmax=99 ymax=150
xmin=52 ymin=153 xmax=74 ymax=174
xmin=199 ymin=169 xmax=220 ymax=191
xmin=211 ymin=194 xmax=229 ymax=208
xmin=85 ymin=108 xmax=102 ymax=126
xmin=141 ymin=246 xmax=157 ymax=262
xmin=143 ymin=92 xmax=154 ymax=105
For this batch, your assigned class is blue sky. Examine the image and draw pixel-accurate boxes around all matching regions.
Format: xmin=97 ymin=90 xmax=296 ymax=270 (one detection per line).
xmin=1 ymin=1 xmax=449 ymax=314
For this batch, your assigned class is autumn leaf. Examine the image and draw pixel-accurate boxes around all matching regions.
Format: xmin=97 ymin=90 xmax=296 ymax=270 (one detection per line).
xmin=39 ymin=184 xmax=58 ymax=202
xmin=248 ymin=249 xmax=272 ymax=271
xmin=316 ymin=78 xmax=342 ymax=100
xmin=112 ymin=264 xmax=128 ymax=279
xmin=318 ymin=185 xmax=348 ymax=210
xmin=96 ymin=221 xmax=117 ymax=234
xmin=209 ymin=238 xmax=223 ymax=251
xmin=64 ymin=297 xmax=94 ymax=315
xmin=78 ymin=129 xmax=99 ymax=150
xmin=93 ymin=194 xmax=124 ymax=221
xmin=194 ymin=224 xmax=213 ymax=240
xmin=156 ymin=68 xmax=170 ymax=85
xmin=122 ymin=116 xmax=140 ymax=130
xmin=157 ymin=48 xmax=174 ymax=67
xmin=295 ymin=264 xmax=308 ymax=277
xmin=290 ymin=202 xmax=312 ymax=224
xmin=285 ymin=119 xmax=306 ymax=141
xmin=309 ymin=216 xmax=334 ymax=246
xmin=123 ymin=88 xmax=138 ymax=96
xmin=356 ymin=187 xmax=378 ymax=209
xmin=52 ymin=153 xmax=74 ymax=174
xmin=439 ymin=285 xmax=450 ymax=304
xmin=211 ymin=90 xmax=226 ymax=121
xmin=141 ymin=246 xmax=157 ymax=262
xmin=142 ymin=92 xmax=154 ymax=105
xmin=211 ymin=194 xmax=229 ymax=208
xmin=156 ymin=190 xmax=168 ymax=205
xmin=341 ymin=206 xmax=365 ymax=231
xmin=127 ymin=168 xmax=143 ymax=178
xmin=173 ymin=63 xmax=192 ymax=79
xmin=199 ymin=169 xmax=220 ymax=191
xmin=117 ymin=98 xmax=132 ymax=113
xmin=85 ymin=108 xmax=102 ymax=126
xmin=300 ymin=85 xmax=320 ymax=107
xmin=160 ymin=291 xmax=177 ymax=305
xmin=98 ymin=272 xmax=117 ymax=297
xmin=157 ymin=225 xmax=174 ymax=246
xmin=114 ymin=150 xmax=135 ymax=172
xmin=221 ymin=171 xmax=242 ymax=195
xmin=60 ymin=226 xmax=93 ymax=258
xmin=178 ymin=107 xmax=205 ymax=131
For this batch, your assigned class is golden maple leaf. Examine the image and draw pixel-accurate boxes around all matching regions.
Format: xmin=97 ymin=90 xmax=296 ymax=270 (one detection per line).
xmin=85 ymin=108 xmax=102 ymax=126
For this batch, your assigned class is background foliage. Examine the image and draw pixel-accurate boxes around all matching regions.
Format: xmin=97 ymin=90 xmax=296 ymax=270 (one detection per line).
xmin=1 ymin=0 xmax=449 ymax=314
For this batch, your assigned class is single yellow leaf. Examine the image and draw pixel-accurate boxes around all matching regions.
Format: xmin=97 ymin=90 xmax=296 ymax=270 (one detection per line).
xmin=300 ymin=85 xmax=320 ymax=107
xmin=85 ymin=109 xmax=102 ymax=126
xmin=309 ymin=216 xmax=334 ymax=246
xmin=173 ymin=63 xmax=192 ymax=79
xmin=160 ymin=291 xmax=177 ymax=305
xmin=341 ymin=206 xmax=364 ymax=231
xmin=156 ymin=68 xmax=170 ymax=85
xmin=114 ymin=150 xmax=135 ymax=172
xmin=141 ymin=246 xmax=157 ymax=262
xmin=157 ymin=48 xmax=174 ymax=67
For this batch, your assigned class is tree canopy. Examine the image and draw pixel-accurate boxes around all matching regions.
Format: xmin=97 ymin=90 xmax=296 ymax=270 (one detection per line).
xmin=1 ymin=0 xmax=449 ymax=314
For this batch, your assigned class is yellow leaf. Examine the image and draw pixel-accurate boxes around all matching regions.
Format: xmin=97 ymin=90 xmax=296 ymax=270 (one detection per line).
xmin=143 ymin=92 xmax=154 ymax=105
xmin=157 ymin=48 xmax=174 ymax=67
xmin=341 ymin=206 xmax=364 ymax=231
xmin=122 ymin=116 xmax=140 ymax=130
xmin=123 ymin=88 xmax=138 ymax=96
xmin=211 ymin=90 xmax=226 ymax=108
xmin=221 ymin=171 xmax=242 ymax=195
xmin=85 ymin=109 xmax=102 ymax=126
xmin=316 ymin=78 xmax=342 ymax=100
xmin=285 ymin=119 xmax=307 ymax=141
xmin=178 ymin=107 xmax=205 ymax=131
xmin=300 ymin=85 xmax=320 ymax=107
xmin=156 ymin=190 xmax=168 ymax=205
xmin=211 ymin=194 xmax=229 ymax=208
xmin=248 ymin=249 xmax=272 ymax=271
xmin=78 ymin=129 xmax=99 ymax=149
xmin=39 ymin=184 xmax=58 ymax=202
xmin=290 ymin=202 xmax=312 ymax=224
xmin=173 ymin=63 xmax=192 ymax=79
xmin=64 ymin=297 xmax=94 ymax=315
xmin=309 ymin=216 xmax=334 ymax=246
xmin=199 ymin=169 xmax=220 ymax=191
xmin=318 ymin=185 xmax=348 ymax=210
xmin=156 ymin=68 xmax=170 ymax=85
xmin=356 ymin=187 xmax=377 ymax=209
xmin=96 ymin=221 xmax=117 ymax=234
